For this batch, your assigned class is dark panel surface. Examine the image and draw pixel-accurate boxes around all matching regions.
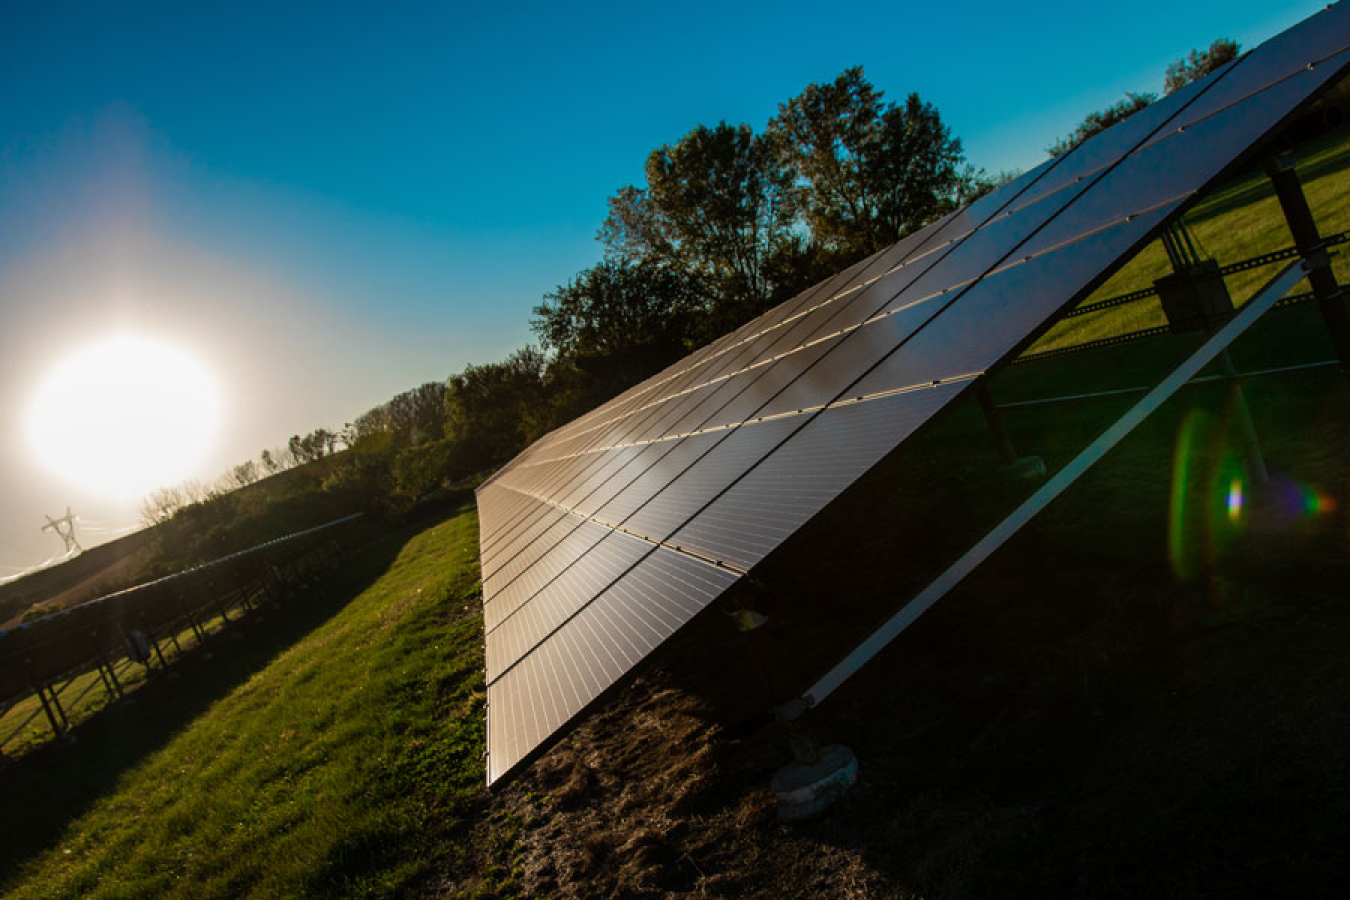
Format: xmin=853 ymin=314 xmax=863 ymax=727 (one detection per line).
xmin=475 ymin=2 xmax=1350 ymax=785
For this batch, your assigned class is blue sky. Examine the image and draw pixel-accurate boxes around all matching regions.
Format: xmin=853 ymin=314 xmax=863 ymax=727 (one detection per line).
xmin=0 ymin=0 xmax=1330 ymax=569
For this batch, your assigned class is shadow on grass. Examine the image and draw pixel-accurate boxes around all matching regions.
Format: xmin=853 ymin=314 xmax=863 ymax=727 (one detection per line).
xmin=0 ymin=507 xmax=458 ymax=881
xmin=738 ymin=368 xmax=1350 ymax=896
xmin=1188 ymin=125 xmax=1350 ymax=227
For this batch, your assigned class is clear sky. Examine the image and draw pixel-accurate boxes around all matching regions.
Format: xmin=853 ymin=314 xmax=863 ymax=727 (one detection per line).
xmin=0 ymin=0 xmax=1330 ymax=572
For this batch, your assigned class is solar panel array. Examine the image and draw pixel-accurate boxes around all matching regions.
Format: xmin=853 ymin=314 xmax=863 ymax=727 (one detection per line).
xmin=477 ymin=2 xmax=1350 ymax=786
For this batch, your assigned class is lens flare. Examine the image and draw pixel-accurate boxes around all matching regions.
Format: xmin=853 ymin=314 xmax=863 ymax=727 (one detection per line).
xmin=1226 ymin=478 xmax=1244 ymax=523
xmin=1268 ymin=473 xmax=1337 ymax=524
xmin=1169 ymin=409 xmax=1252 ymax=581
xmin=1304 ymin=488 xmax=1335 ymax=516
xmin=1169 ymin=410 xmax=1208 ymax=581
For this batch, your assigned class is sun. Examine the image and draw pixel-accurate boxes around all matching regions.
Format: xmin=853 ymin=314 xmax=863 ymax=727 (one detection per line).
xmin=26 ymin=334 xmax=222 ymax=500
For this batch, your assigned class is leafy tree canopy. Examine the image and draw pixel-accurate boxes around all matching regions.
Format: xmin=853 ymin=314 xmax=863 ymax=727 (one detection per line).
xmin=385 ymin=382 xmax=450 ymax=446
xmin=1047 ymin=92 xmax=1156 ymax=157
xmin=770 ymin=67 xmax=979 ymax=256
xmin=533 ymin=259 xmax=706 ymax=395
xmin=446 ymin=347 xmax=552 ymax=469
xmin=600 ymin=121 xmax=798 ymax=325
xmin=1048 ymin=38 xmax=1242 ymax=157
xmin=1165 ymin=39 xmax=1240 ymax=95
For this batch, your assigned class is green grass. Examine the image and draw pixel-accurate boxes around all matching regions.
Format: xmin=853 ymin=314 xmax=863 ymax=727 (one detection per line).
xmin=1030 ymin=125 xmax=1350 ymax=353
xmin=0 ymin=505 xmax=506 ymax=899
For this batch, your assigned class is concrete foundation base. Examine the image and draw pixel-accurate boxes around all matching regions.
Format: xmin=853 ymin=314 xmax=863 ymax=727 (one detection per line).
xmin=772 ymin=744 xmax=858 ymax=822
xmin=1001 ymin=455 xmax=1047 ymax=480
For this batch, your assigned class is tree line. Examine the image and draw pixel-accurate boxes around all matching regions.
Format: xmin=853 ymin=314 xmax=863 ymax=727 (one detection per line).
xmin=1047 ymin=39 xmax=1240 ymax=156
xmin=142 ymin=65 xmax=986 ymax=537
xmin=142 ymin=41 xmax=1242 ymax=546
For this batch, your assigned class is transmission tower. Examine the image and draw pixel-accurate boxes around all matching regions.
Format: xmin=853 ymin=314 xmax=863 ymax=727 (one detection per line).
xmin=42 ymin=507 xmax=83 ymax=556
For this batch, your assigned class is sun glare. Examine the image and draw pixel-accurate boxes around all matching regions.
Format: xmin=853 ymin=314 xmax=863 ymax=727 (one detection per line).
xmin=26 ymin=334 xmax=221 ymax=499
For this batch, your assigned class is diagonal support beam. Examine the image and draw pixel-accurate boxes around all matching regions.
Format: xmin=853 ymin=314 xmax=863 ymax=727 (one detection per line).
xmin=1265 ymin=151 xmax=1350 ymax=377
xmin=791 ymin=258 xmax=1312 ymax=714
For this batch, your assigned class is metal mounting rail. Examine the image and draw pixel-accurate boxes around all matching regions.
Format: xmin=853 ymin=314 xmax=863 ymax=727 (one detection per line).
xmin=1061 ymin=231 xmax=1346 ymax=320
xmin=789 ymin=258 xmax=1309 ymax=715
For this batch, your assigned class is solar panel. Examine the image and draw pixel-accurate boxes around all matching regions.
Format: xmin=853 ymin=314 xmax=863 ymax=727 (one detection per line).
xmin=478 ymin=2 xmax=1350 ymax=785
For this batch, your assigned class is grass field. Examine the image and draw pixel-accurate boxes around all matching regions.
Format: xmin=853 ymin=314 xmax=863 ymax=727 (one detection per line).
xmin=1 ymin=127 xmax=1348 ymax=899
xmin=0 ymin=505 xmax=508 ymax=899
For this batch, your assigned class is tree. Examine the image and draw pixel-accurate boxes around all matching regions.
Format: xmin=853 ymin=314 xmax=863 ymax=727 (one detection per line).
xmin=287 ymin=428 xmax=338 ymax=464
xmin=384 ymin=382 xmax=449 ymax=446
xmin=770 ymin=67 xmax=978 ymax=257
xmin=1047 ymin=92 xmax=1156 ymax=157
xmin=225 ymin=460 xmax=259 ymax=490
xmin=533 ymin=259 xmax=706 ymax=396
xmin=1165 ymin=39 xmax=1240 ymax=95
xmin=392 ymin=438 xmax=473 ymax=499
xmin=260 ymin=448 xmax=280 ymax=475
xmin=288 ymin=434 xmax=308 ymax=463
xmin=446 ymin=347 xmax=552 ymax=469
xmin=345 ymin=407 xmax=392 ymax=449
xmin=598 ymin=185 xmax=677 ymax=268
xmin=140 ymin=485 xmax=189 ymax=527
xmin=600 ymin=121 xmax=798 ymax=328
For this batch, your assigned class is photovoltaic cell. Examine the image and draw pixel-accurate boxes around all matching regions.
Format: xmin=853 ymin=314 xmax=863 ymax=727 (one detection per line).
xmin=477 ymin=2 xmax=1350 ymax=785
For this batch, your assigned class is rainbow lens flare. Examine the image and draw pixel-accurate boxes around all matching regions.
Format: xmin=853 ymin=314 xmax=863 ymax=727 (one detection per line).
xmin=1226 ymin=478 xmax=1244 ymax=523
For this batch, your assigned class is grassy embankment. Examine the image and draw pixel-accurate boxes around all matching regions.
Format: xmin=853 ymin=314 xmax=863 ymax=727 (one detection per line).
xmin=0 ymin=504 xmax=510 ymax=899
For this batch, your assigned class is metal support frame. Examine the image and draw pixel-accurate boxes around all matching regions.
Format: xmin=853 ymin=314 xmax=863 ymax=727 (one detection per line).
xmin=140 ymin=614 xmax=169 ymax=669
xmin=96 ymin=639 xmax=123 ymax=699
xmin=94 ymin=658 xmax=116 ymax=699
xmin=1151 ymin=218 xmax=1268 ymax=484
xmin=176 ymin=590 xmax=206 ymax=644
xmin=975 ymin=380 xmax=1046 ymax=479
xmin=785 ymin=258 xmax=1310 ymax=715
xmin=0 ymin=514 xmax=365 ymax=759
xmin=975 ymin=382 xmax=1018 ymax=464
xmin=1265 ymin=150 xmax=1350 ymax=376
xmin=34 ymin=680 xmax=67 ymax=736
xmin=210 ymin=581 xmax=233 ymax=624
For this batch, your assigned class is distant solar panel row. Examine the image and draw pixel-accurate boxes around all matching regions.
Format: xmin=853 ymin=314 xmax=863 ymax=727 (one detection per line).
xmin=478 ymin=1 xmax=1350 ymax=785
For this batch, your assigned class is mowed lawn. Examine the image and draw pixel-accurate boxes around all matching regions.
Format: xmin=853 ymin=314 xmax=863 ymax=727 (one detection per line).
xmin=0 ymin=505 xmax=504 ymax=899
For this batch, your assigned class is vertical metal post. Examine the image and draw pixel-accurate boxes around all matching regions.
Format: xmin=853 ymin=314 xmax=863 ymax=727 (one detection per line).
xmin=141 ymin=615 xmax=169 ymax=669
xmin=28 ymin=661 xmax=64 ymax=737
xmin=44 ymin=683 xmax=69 ymax=733
xmin=95 ymin=660 xmax=116 ymax=699
xmin=209 ymin=578 xmax=232 ymax=623
xmin=97 ymin=643 xmax=123 ymax=698
xmin=177 ymin=590 xmax=205 ymax=644
xmin=1216 ymin=350 xmax=1270 ymax=485
xmin=1265 ymin=150 xmax=1350 ymax=376
xmin=35 ymin=684 xmax=63 ymax=736
xmin=975 ymin=381 xmax=1018 ymax=464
